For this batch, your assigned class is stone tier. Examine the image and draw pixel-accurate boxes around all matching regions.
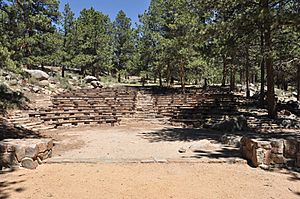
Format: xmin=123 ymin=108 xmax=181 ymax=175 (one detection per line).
xmin=240 ymin=136 xmax=300 ymax=169
xmin=0 ymin=139 xmax=53 ymax=170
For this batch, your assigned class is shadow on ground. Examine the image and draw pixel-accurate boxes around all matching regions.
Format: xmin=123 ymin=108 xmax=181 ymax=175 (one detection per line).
xmin=0 ymin=84 xmax=28 ymax=115
xmin=139 ymin=127 xmax=300 ymax=144
xmin=0 ymin=124 xmax=42 ymax=141
xmin=0 ymin=177 xmax=26 ymax=199
xmin=139 ymin=127 xmax=300 ymax=170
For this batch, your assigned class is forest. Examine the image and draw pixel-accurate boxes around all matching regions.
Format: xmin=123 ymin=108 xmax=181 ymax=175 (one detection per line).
xmin=0 ymin=0 xmax=299 ymax=118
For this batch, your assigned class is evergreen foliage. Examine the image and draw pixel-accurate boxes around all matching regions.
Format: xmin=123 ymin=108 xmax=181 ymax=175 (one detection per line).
xmin=0 ymin=0 xmax=299 ymax=117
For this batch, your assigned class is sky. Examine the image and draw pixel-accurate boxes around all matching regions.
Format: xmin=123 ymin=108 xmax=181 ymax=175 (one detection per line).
xmin=59 ymin=0 xmax=151 ymax=25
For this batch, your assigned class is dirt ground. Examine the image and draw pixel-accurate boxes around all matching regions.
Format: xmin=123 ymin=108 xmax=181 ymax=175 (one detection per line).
xmin=1 ymin=121 xmax=300 ymax=199
xmin=1 ymin=163 xmax=300 ymax=199
xmin=45 ymin=121 xmax=241 ymax=163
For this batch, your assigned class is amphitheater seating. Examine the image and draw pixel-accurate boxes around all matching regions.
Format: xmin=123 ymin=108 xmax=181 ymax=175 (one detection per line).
xmin=8 ymin=86 xmax=250 ymax=131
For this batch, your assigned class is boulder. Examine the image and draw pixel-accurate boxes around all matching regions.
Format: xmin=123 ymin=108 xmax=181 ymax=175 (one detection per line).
xmin=212 ymin=115 xmax=247 ymax=132
xmin=236 ymin=115 xmax=248 ymax=131
xmin=37 ymin=141 xmax=48 ymax=153
xmin=0 ymin=143 xmax=15 ymax=153
xmin=279 ymin=109 xmax=292 ymax=116
xmin=25 ymin=144 xmax=39 ymax=159
xmin=10 ymin=79 xmax=18 ymax=86
xmin=0 ymin=152 xmax=19 ymax=166
xmin=284 ymin=139 xmax=298 ymax=158
xmin=32 ymin=86 xmax=40 ymax=93
xmin=84 ymin=76 xmax=98 ymax=83
xmin=21 ymin=158 xmax=38 ymax=170
xmin=14 ymin=145 xmax=26 ymax=162
xmin=270 ymin=140 xmax=284 ymax=154
xmin=38 ymin=80 xmax=50 ymax=87
xmin=220 ymin=134 xmax=242 ymax=147
xmin=296 ymin=153 xmax=300 ymax=167
xmin=91 ymin=81 xmax=103 ymax=88
xmin=212 ymin=120 xmax=236 ymax=132
xmin=25 ymin=69 xmax=49 ymax=80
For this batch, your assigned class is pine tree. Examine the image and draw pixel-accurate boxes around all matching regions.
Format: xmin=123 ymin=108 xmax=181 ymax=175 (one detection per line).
xmin=70 ymin=8 xmax=113 ymax=77
xmin=112 ymin=10 xmax=135 ymax=82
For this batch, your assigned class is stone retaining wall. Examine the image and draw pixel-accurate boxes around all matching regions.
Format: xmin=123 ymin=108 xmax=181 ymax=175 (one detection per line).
xmin=240 ymin=136 xmax=300 ymax=168
xmin=0 ymin=139 xmax=53 ymax=170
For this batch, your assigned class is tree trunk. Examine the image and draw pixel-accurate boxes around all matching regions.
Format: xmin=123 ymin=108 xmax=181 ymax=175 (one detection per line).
xmin=297 ymin=63 xmax=300 ymax=101
xmin=230 ymin=65 xmax=236 ymax=91
xmin=260 ymin=29 xmax=265 ymax=106
xmin=118 ymin=73 xmax=121 ymax=83
xmin=62 ymin=65 xmax=65 ymax=78
xmin=159 ymin=71 xmax=162 ymax=87
xmin=80 ymin=67 xmax=85 ymax=76
xmin=204 ymin=78 xmax=208 ymax=90
xmin=170 ymin=76 xmax=174 ymax=86
xmin=240 ymin=70 xmax=244 ymax=85
xmin=180 ymin=63 xmax=185 ymax=93
xmin=222 ymin=55 xmax=227 ymax=86
xmin=246 ymin=50 xmax=250 ymax=98
xmin=263 ymin=0 xmax=277 ymax=118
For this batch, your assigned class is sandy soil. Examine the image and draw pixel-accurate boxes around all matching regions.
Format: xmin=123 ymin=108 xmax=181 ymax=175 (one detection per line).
xmin=47 ymin=121 xmax=240 ymax=163
xmin=2 ymin=121 xmax=299 ymax=199
xmin=1 ymin=163 xmax=299 ymax=199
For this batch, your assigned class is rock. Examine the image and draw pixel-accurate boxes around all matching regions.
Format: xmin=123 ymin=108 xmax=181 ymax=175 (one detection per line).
xmin=292 ymin=92 xmax=298 ymax=97
xmin=255 ymin=148 xmax=264 ymax=167
xmin=90 ymin=81 xmax=103 ymax=88
xmin=86 ymin=85 xmax=94 ymax=89
xmin=270 ymin=140 xmax=284 ymax=154
xmin=240 ymin=137 xmax=260 ymax=167
xmin=236 ymin=115 xmax=248 ymax=131
xmin=84 ymin=76 xmax=98 ymax=83
xmin=5 ymin=74 xmax=11 ymax=80
xmin=37 ymin=156 xmax=43 ymax=165
xmin=0 ymin=143 xmax=15 ymax=153
xmin=38 ymin=80 xmax=49 ymax=87
xmin=281 ymin=119 xmax=292 ymax=128
xmin=22 ymin=87 xmax=31 ymax=92
xmin=257 ymin=141 xmax=271 ymax=150
xmin=0 ymin=153 xmax=19 ymax=166
xmin=10 ymin=79 xmax=18 ymax=86
xmin=212 ymin=115 xmax=247 ymax=132
xmin=279 ymin=109 xmax=292 ymax=116
xmin=263 ymin=150 xmax=272 ymax=165
xmin=220 ymin=134 xmax=242 ymax=147
xmin=49 ymin=83 xmax=56 ymax=89
xmin=37 ymin=141 xmax=48 ymax=153
xmin=284 ymin=139 xmax=298 ymax=158
xmin=271 ymin=153 xmax=285 ymax=164
xmin=38 ymin=150 xmax=52 ymax=160
xmin=47 ymin=140 xmax=54 ymax=150
xmin=21 ymin=158 xmax=38 ymax=170
xmin=48 ymin=149 xmax=52 ymax=158
xmin=178 ymin=147 xmax=187 ymax=153
xmin=25 ymin=69 xmax=49 ymax=80
xmin=259 ymin=164 xmax=270 ymax=170
xmin=14 ymin=145 xmax=26 ymax=162
xmin=32 ymin=86 xmax=40 ymax=93
xmin=296 ymin=153 xmax=300 ymax=167
xmin=189 ymin=140 xmax=210 ymax=152
xmin=212 ymin=120 xmax=236 ymax=132
xmin=25 ymin=144 xmax=39 ymax=158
